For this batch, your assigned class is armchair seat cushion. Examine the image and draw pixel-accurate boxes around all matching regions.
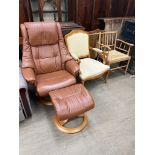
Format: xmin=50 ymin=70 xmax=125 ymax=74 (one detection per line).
xmin=79 ymin=58 xmax=109 ymax=80
xmin=36 ymin=70 xmax=76 ymax=97
xmin=106 ymin=50 xmax=130 ymax=64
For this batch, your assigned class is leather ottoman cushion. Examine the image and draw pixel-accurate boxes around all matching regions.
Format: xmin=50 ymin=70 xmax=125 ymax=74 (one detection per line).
xmin=36 ymin=70 xmax=76 ymax=97
xmin=49 ymin=84 xmax=95 ymax=120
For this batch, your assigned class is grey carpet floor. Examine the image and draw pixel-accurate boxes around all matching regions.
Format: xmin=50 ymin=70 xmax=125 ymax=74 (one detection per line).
xmin=19 ymin=72 xmax=135 ymax=155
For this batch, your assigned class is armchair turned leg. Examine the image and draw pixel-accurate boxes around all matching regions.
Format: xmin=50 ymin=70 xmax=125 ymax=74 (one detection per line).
xmin=35 ymin=93 xmax=52 ymax=106
xmin=125 ymin=59 xmax=130 ymax=75
xmin=104 ymin=70 xmax=109 ymax=83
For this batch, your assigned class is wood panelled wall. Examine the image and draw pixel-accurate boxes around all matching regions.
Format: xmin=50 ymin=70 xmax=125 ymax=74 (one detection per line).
xmin=19 ymin=0 xmax=33 ymax=37
xmin=68 ymin=0 xmax=135 ymax=30
xmin=19 ymin=0 xmax=135 ymax=32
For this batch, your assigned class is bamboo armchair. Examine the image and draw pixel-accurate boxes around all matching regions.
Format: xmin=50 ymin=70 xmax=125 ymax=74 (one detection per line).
xmin=65 ymin=29 xmax=110 ymax=85
xmin=90 ymin=31 xmax=134 ymax=75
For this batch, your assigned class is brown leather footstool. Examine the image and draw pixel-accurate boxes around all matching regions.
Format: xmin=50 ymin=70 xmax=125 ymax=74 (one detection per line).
xmin=49 ymin=84 xmax=95 ymax=134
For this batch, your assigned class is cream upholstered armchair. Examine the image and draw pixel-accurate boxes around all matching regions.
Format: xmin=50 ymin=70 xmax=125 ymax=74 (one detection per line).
xmin=90 ymin=31 xmax=134 ymax=75
xmin=65 ymin=30 xmax=110 ymax=85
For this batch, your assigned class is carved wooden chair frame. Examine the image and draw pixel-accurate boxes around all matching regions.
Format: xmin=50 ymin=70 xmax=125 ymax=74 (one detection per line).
xmin=65 ymin=29 xmax=109 ymax=85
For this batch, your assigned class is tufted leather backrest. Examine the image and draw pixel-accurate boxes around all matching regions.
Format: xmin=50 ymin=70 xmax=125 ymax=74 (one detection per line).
xmin=21 ymin=22 xmax=72 ymax=74
xmin=25 ymin=22 xmax=58 ymax=46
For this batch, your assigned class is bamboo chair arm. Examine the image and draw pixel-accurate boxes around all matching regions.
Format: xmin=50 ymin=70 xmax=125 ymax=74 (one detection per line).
xmin=96 ymin=42 xmax=112 ymax=50
xmin=100 ymin=50 xmax=109 ymax=65
xmin=89 ymin=47 xmax=104 ymax=53
xmin=116 ymin=39 xmax=134 ymax=55
xmin=100 ymin=44 xmax=112 ymax=50
xmin=116 ymin=39 xmax=134 ymax=47
xmin=99 ymin=44 xmax=111 ymax=64
xmin=90 ymin=46 xmax=109 ymax=64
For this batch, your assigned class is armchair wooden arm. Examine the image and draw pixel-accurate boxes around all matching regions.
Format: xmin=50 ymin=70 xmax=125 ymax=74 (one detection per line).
xmin=100 ymin=44 xmax=111 ymax=50
xmin=89 ymin=47 xmax=103 ymax=53
xmin=70 ymin=52 xmax=81 ymax=64
xmin=116 ymin=39 xmax=134 ymax=55
xmin=116 ymin=39 xmax=134 ymax=46
xmin=100 ymin=44 xmax=111 ymax=64
xmin=90 ymin=45 xmax=111 ymax=64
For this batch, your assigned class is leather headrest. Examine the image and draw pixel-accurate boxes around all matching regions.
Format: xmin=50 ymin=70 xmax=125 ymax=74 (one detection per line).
xmin=24 ymin=22 xmax=59 ymax=46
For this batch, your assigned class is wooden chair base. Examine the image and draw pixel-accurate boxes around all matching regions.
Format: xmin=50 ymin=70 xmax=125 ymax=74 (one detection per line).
xmin=81 ymin=70 xmax=110 ymax=85
xmin=54 ymin=114 xmax=88 ymax=134
xmin=107 ymin=59 xmax=131 ymax=76
xmin=41 ymin=100 xmax=52 ymax=106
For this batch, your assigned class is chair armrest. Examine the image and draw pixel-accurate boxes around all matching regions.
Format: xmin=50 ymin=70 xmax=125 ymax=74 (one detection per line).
xmin=100 ymin=44 xmax=111 ymax=50
xmin=21 ymin=68 xmax=36 ymax=84
xmin=98 ymin=44 xmax=111 ymax=59
xmin=96 ymin=42 xmax=112 ymax=50
xmin=90 ymin=47 xmax=103 ymax=53
xmin=116 ymin=39 xmax=134 ymax=47
xmin=90 ymin=46 xmax=109 ymax=64
xmin=65 ymin=59 xmax=80 ymax=77
xmin=70 ymin=52 xmax=81 ymax=64
xmin=116 ymin=39 xmax=134 ymax=55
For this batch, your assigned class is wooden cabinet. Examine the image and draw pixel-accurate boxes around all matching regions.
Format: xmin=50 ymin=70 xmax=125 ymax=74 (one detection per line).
xmin=19 ymin=0 xmax=33 ymax=37
xmin=30 ymin=0 xmax=69 ymax=22
xmin=19 ymin=0 xmax=33 ymax=59
xmin=19 ymin=0 xmax=33 ymax=47
xmin=60 ymin=22 xmax=85 ymax=36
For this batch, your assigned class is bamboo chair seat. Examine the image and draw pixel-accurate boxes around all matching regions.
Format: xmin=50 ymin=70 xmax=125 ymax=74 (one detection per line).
xmin=99 ymin=50 xmax=130 ymax=64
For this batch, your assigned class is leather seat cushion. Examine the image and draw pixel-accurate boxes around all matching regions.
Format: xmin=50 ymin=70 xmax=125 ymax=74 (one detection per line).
xmin=79 ymin=58 xmax=110 ymax=80
xmin=36 ymin=70 xmax=76 ymax=97
xmin=49 ymin=84 xmax=95 ymax=120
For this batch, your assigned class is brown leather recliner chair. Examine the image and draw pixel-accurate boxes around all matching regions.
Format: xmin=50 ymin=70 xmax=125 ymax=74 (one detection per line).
xmin=20 ymin=22 xmax=79 ymax=97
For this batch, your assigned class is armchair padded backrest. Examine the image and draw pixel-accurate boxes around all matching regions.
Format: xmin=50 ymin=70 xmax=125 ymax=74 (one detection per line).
xmin=25 ymin=22 xmax=59 ymax=46
xmin=21 ymin=22 xmax=72 ymax=75
xmin=65 ymin=30 xmax=89 ymax=58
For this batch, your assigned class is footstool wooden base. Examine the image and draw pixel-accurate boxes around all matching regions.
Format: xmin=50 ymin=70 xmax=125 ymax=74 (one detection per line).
xmin=49 ymin=84 xmax=95 ymax=134
xmin=54 ymin=114 xmax=88 ymax=134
